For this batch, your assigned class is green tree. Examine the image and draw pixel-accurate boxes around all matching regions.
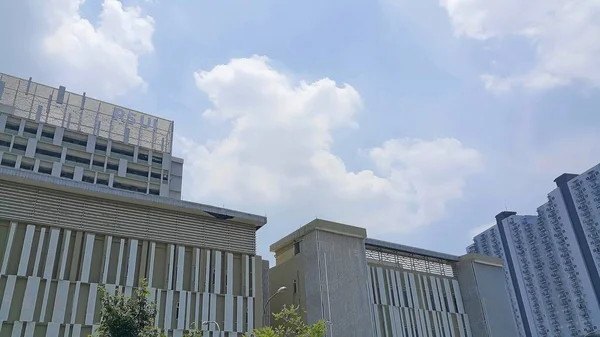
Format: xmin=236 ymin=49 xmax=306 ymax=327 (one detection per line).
xmin=94 ymin=279 xmax=164 ymax=337
xmin=247 ymin=305 xmax=327 ymax=337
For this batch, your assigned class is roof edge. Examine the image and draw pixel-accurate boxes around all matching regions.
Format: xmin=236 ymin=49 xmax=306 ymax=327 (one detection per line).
xmin=0 ymin=166 xmax=267 ymax=228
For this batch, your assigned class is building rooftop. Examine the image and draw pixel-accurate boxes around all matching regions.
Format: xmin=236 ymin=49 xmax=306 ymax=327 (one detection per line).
xmin=0 ymin=72 xmax=173 ymax=153
xmin=270 ymin=218 xmax=367 ymax=252
xmin=365 ymin=238 xmax=460 ymax=262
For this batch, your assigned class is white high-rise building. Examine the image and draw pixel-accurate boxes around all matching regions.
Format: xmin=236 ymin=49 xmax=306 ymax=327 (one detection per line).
xmin=469 ymin=163 xmax=600 ymax=337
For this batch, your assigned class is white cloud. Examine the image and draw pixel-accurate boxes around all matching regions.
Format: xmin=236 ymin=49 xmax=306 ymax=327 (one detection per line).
xmin=180 ymin=55 xmax=484 ymax=233
xmin=41 ymin=0 xmax=155 ymax=98
xmin=468 ymin=223 xmax=494 ymax=239
xmin=441 ymin=0 xmax=600 ymax=92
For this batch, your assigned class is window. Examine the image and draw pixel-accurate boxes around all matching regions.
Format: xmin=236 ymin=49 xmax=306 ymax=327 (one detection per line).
xmin=60 ymin=170 xmax=74 ymax=179
xmin=38 ymin=165 xmax=52 ymax=175
xmin=95 ymin=142 xmax=107 ymax=152
xmin=12 ymin=142 xmax=27 ymax=152
xmin=63 ymin=134 xmax=87 ymax=147
xmin=97 ymin=177 xmax=109 ymax=186
xmin=113 ymin=180 xmax=147 ymax=193
xmin=152 ymin=155 xmax=162 ymax=165
xmin=66 ymin=154 xmax=90 ymax=165
xmin=0 ymin=156 xmax=16 ymax=168
xmin=20 ymin=160 xmax=34 ymax=171
xmin=5 ymin=122 xmax=19 ymax=132
xmin=82 ymin=175 xmax=95 ymax=183
xmin=41 ymin=129 xmax=54 ymax=140
xmin=294 ymin=241 xmax=301 ymax=255
xmin=138 ymin=152 xmax=149 ymax=162
xmin=0 ymin=138 xmax=10 ymax=150
xmin=23 ymin=125 xmax=37 ymax=137
xmin=293 ymin=279 xmax=297 ymax=294
xmin=35 ymin=147 xmax=61 ymax=159
xmin=111 ymin=146 xmax=134 ymax=158
xmin=127 ymin=166 xmax=148 ymax=178
xmin=149 ymin=188 xmax=160 ymax=196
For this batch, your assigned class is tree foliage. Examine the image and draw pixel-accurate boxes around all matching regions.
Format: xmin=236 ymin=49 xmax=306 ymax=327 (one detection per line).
xmin=95 ymin=279 xmax=164 ymax=337
xmin=95 ymin=282 xmax=324 ymax=337
xmin=247 ymin=305 xmax=327 ymax=337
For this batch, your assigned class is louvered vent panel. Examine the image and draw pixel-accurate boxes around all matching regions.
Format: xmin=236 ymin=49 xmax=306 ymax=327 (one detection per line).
xmin=0 ymin=180 xmax=257 ymax=254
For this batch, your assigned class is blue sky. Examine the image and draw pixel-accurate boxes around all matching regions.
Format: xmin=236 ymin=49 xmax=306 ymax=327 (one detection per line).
xmin=2 ymin=0 xmax=599 ymax=261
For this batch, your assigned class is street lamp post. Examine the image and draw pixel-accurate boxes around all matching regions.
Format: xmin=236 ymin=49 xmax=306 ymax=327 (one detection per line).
xmin=263 ymin=286 xmax=287 ymax=326
xmin=202 ymin=320 xmax=221 ymax=333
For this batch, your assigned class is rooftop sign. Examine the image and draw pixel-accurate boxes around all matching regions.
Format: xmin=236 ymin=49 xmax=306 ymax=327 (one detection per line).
xmin=0 ymin=73 xmax=173 ymax=153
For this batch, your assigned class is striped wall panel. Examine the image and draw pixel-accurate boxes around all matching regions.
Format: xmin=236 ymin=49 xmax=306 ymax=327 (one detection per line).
xmin=368 ymin=264 xmax=473 ymax=337
xmin=0 ymin=180 xmax=256 ymax=254
xmin=0 ymin=219 xmax=262 ymax=337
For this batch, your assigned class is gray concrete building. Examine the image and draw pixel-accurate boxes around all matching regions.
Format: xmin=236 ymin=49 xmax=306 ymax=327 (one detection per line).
xmin=0 ymin=72 xmax=267 ymax=337
xmin=268 ymin=219 xmax=516 ymax=337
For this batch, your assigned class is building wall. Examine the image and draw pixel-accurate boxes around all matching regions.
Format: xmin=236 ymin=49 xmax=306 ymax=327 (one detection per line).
xmin=0 ymin=112 xmax=183 ymax=200
xmin=0 ymin=219 xmax=263 ymax=337
xmin=301 ymin=230 xmax=373 ymax=337
xmin=367 ymin=262 xmax=471 ymax=337
xmin=0 ymin=177 xmax=257 ymax=255
xmin=456 ymin=255 xmax=518 ymax=337
xmin=568 ymin=164 xmax=600 ymax=287
xmin=471 ymin=227 xmax=526 ymax=337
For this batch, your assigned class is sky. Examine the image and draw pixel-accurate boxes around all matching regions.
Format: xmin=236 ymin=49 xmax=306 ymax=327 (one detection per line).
xmin=1 ymin=0 xmax=599 ymax=261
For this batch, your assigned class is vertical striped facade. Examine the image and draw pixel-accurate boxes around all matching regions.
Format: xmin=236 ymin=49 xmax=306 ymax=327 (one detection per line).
xmin=0 ymin=219 xmax=263 ymax=337
xmin=367 ymin=264 xmax=471 ymax=337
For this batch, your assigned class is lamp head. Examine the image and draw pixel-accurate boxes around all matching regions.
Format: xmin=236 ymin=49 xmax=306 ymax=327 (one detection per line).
xmin=276 ymin=286 xmax=287 ymax=293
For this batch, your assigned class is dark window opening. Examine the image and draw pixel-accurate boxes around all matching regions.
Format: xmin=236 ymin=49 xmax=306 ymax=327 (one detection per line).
xmin=97 ymin=178 xmax=109 ymax=186
xmin=12 ymin=143 xmax=27 ymax=151
xmin=162 ymin=173 xmax=169 ymax=182
xmin=113 ymin=181 xmax=146 ymax=193
xmin=23 ymin=126 xmax=37 ymax=135
xmin=20 ymin=162 xmax=34 ymax=171
xmin=38 ymin=166 xmax=52 ymax=175
xmin=152 ymin=155 xmax=162 ymax=165
xmin=149 ymin=189 xmax=160 ymax=196
xmin=41 ymin=130 xmax=54 ymax=139
xmin=0 ymin=158 xmax=16 ymax=168
xmin=60 ymin=170 xmax=74 ymax=179
xmin=5 ymin=123 xmax=19 ymax=131
xmin=92 ymin=160 xmax=105 ymax=168
xmin=294 ymin=242 xmax=301 ymax=255
xmin=293 ymin=280 xmax=297 ymax=294
xmin=95 ymin=143 xmax=107 ymax=152
xmin=65 ymin=154 xmax=90 ymax=165
xmin=127 ymin=167 xmax=148 ymax=178
xmin=150 ymin=171 xmax=161 ymax=180
xmin=106 ymin=163 xmax=119 ymax=171
xmin=0 ymin=139 xmax=10 ymax=148
xmin=63 ymin=135 xmax=87 ymax=147
xmin=82 ymin=175 xmax=95 ymax=183
xmin=138 ymin=153 xmax=149 ymax=161
xmin=112 ymin=147 xmax=134 ymax=157
xmin=36 ymin=148 xmax=61 ymax=159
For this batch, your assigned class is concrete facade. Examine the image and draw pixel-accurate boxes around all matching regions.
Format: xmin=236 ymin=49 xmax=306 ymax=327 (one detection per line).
xmin=270 ymin=219 xmax=514 ymax=337
xmin=455 ymin=254 xmax=518 ymax=337
xmin=0 ymin=72 xmax=267 ymax=337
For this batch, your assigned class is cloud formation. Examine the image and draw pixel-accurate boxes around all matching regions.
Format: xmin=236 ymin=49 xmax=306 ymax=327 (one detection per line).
xmin=441 ymin=0 xmax=600 ymax=92
xmin=41 ymin=0 xmax=155 ymax=98
xmin=179 ymin=55 xmax=483 ymax=233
